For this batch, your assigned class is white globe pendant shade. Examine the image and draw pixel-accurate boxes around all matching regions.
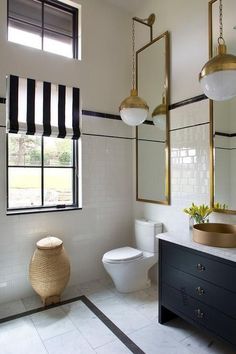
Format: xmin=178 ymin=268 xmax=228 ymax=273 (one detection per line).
xmin=200 ymin=70 xmax=236 ymax=101
xmin=119 ymin=89 xmax=149 ymax=126
xmin=120 ymin=107 xmax=148 ymax=126
xmin=153 ymin=114 xmax=166 ymax=130
xmin=199 ymin=44 xmax=236 ymax=101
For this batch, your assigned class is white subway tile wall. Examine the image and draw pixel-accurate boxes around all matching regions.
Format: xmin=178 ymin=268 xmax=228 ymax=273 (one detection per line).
xmin=0 ymin=107 xmax=133 ymax=304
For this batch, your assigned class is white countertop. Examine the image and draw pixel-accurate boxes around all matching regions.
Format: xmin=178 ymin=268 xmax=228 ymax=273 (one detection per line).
xmin=156 ymin=231 xmax=236 ymax=263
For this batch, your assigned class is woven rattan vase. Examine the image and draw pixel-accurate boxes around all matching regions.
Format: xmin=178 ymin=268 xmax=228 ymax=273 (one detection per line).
xmin=29 ymin=236 xmax=70 ymax=306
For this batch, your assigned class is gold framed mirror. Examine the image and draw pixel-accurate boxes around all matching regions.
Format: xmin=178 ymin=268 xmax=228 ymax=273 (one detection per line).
xmin=209 ymin=0 xmax=236 ymax=213
xmin=136 ymin=31 xmax=170 ymax=204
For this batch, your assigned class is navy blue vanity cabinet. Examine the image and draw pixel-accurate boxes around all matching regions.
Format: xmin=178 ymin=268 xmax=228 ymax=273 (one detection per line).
xmin=158 ymin=239 xmax=236 ymax=348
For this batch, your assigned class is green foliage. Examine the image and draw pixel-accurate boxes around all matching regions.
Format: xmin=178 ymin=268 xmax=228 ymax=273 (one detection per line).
xmin=214 ymin=202 xmax=228 ymax=210
xmin=183 ymin=203 xmax=212 ymax=224
xmin=59 ymin=151 xmax=71 ymax=164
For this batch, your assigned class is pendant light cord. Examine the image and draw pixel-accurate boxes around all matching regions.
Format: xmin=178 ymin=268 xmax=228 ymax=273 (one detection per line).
xmin=218 ymin=0 xmax=225 ymax=44
xmin=132 ymin=19 xmax=136 ymax=90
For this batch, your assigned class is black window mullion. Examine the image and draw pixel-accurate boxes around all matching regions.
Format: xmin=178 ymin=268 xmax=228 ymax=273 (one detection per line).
xmin=73 ymin=140 xmax=78 ymax=206
xmin=73 ymin=8 xmax=78 ymax=59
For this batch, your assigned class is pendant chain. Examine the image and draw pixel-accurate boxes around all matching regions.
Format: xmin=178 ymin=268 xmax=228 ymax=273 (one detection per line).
xmin=219 ymin=0 xmax=223 ymax=39
xmin=132 ymin=19 xmax=135 ymax=90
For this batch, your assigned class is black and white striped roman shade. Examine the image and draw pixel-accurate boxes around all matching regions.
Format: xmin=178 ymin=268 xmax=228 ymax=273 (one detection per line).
xmin=7 ymin=75 xmax=81 ymax=139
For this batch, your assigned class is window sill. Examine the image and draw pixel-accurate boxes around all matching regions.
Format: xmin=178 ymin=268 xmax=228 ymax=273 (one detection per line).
xmin=7 ymin=206 xmax=82 ymax=216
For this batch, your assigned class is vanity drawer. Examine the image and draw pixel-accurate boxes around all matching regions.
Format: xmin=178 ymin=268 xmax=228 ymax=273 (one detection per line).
xmin=162 ymin=283 xmax=236 ymax=346
xmin=162 ymin=264 xmax=236 ymax=318
xmin=161 ymin=240 xmax=236 ymax=292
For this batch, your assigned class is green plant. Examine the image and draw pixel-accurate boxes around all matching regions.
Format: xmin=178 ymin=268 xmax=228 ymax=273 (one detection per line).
xmin=183 ymin=203 xmax=212 ymax=224
xmin=214 ymin=202 xmax=228 ymax=210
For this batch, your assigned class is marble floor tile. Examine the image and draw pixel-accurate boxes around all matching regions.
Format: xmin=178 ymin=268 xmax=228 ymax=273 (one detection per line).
xmin=160 ymin=317 xmax=196 ymax=342
xmin=129 ymin=323 xmax=194 ymax=354
xmin=181 ymin=329 xmax=236 ymax=354
xmin=96 ymin=299 xmax=152 ymax=334
xmin=63 ymin=301 xmax=116 ymax=348
xmin=43 ymin=329 xmax=95 ymax=354
xmin=0 ymin=317 xmax=47 ymax=354
xmin=31 ymin=307 xmax=76 ymax=340
xmin=95 ymin=339 xmax=132 ymax=354
xmin=0 ymin=281 xmax=234 ymax=354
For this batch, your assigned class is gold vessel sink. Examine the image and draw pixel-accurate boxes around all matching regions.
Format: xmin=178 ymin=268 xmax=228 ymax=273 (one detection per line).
xmin=193 ymin=223 xmax=236 ymax=248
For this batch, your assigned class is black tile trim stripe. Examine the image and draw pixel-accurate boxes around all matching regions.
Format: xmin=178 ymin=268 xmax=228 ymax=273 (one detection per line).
xmin=82 ymin=296 xmax=145 ymax=354
xmin=0 ymin=295 xmax=145 ymax=354
xmin=82 ymin=110 xmax=121 ymax=120
xmin=215 ymin=132 xmax=236 ymax=137
xmin=169 ymin=94 xmax=207 ymax=110
xmin=138 ymin=138 xmax=166 ymax=143
xmin=83 ymin=132 xmax=134 ymax=140
xmin=170 ymin=121 xmax=210 ymax=132
xmin=0 ymin=97 xmax=6 ymax=104
xmin=215 ymin=147 xmax=236 ymax=151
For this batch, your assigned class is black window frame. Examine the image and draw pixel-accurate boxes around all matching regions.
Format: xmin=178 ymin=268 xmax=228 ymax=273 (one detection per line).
xmin=7 ymin=0 xmax=79 ymax=59
xmin=6 ymin=134 xmax=79 ymax=214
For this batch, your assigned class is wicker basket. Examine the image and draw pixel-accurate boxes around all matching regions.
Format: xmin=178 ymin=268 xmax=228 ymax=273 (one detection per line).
xmin=29 ymin=236 xmax=70 ymax=306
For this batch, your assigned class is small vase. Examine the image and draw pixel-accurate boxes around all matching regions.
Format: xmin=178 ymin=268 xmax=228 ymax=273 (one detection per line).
xmin=189 ymin=217 xmax=195 ymax=231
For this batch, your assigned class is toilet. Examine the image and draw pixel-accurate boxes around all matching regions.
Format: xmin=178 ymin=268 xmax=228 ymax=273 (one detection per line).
xmin=102 ymin=219 xmax=162 ymax=293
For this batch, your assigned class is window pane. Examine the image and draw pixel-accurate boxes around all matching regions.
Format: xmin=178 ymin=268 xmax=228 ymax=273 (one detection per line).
xmin=43 ymin=30 xmax=73 ymax=58
xmin=44 ymin=4 xmax=73 ymax=37
xmin=8 ymin=134 xmax=42 ymax=166
xmin=44 ymin=137 xmax=73 ymax=167
xmin=8 ymin=19 xmax=42 ymax=49
xmin=44 ymin=168 xmax=73 ymax=206
xmin=8 ymin=168 xmax=41 ymax=208
xmin=9 ymin=0 xmax=42 ymax=27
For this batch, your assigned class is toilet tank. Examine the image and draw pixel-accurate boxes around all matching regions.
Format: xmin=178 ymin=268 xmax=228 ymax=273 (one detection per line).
xmin=135 ymin=219 xmax=163 ymax=253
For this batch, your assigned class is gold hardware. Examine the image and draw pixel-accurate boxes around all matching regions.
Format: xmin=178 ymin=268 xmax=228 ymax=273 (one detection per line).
xmin=119 ymin=89 xmax=149 ymax=111
xmin=196 ymin=263 xmax=205 ymax=271
xmin=193 ymin=223 xmax=236 ymax=247
xmin=152 ymin=95 xmax=167 ymax=118
xmin=195 ymin=309 xmax=204 ymax=319
xmin=196 ymin=286 xmax=205 ymax=296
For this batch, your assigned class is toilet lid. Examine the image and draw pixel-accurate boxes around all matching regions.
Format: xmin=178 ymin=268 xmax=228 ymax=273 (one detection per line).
xmin=103 ymin=247 xmax=143 ymax=262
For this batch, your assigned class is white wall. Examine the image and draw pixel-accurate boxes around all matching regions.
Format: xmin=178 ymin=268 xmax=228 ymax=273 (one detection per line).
xmin=0 ymin=0 xmax=134 ymax=303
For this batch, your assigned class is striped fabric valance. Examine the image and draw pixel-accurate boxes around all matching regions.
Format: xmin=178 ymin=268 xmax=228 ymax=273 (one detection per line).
xmin=6 ymin=75 xmax=81 ymax=139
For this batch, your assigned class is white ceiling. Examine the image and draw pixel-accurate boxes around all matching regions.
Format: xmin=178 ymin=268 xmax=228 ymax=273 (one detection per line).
xmin=105 ymin=0 xmax=144 ymax=14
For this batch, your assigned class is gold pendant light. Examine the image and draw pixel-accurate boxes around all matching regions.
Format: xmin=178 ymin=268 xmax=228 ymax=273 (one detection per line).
xmin=199 ymin=0 xmax=236 ymax=101
xmin=119 ymin=16 xmax=155 ymax=126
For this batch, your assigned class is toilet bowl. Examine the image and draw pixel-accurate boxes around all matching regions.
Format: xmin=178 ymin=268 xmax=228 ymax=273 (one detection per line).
xmin=102 ymin=219 xmax=162 ymax=293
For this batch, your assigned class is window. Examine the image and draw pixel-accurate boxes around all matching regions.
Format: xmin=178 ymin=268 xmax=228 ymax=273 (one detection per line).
xmin=7 ymin=134 xmax=79 ymax=212
xmin=8 ymin=0 xmax=79 ymax=58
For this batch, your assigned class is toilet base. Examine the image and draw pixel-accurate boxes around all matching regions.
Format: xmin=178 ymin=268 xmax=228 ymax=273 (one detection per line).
xmin=103 ymin=256 xmax=156 ymax=293
xmin=113 ymin=276 xmax=151 ymax=293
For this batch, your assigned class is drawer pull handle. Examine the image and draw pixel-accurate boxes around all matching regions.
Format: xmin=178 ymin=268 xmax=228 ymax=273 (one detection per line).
xmin=196 ymin=263 xmax=205 ymax=271
xmin=195 ymin=309 xmax=204 ymax=319
xmin=196 ymin=286 xmax=205 ymax=296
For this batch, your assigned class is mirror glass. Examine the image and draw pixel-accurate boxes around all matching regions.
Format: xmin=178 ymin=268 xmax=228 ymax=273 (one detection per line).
xmin=136 ymin=32 xmax=170 ymax=204
xmin=211 ymin=0 xmax=236 ymax=211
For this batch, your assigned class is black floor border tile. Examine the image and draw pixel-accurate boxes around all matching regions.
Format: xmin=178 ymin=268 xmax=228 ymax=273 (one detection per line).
xmin=0 ymin=295 xmax=145 ymax=354
xmin=81 ymin=296 xmax=145 ymax=354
